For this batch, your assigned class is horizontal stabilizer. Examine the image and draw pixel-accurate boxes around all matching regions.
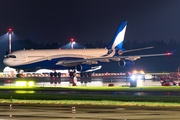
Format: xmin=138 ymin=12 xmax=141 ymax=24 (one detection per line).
xmin=122 ymin=46 xmax=154 ymax=53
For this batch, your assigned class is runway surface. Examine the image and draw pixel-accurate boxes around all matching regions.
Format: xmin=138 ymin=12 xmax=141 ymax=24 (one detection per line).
xmin=0 ymin=103 xmax=180 ymax=120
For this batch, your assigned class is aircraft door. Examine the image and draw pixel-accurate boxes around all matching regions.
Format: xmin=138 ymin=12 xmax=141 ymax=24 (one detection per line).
xmin=47 ymin=52 xmax=51 ymax=60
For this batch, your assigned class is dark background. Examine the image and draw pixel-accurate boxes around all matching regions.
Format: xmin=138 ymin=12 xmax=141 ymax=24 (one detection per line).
xmin=0 ymin=0 xmax=180 ymax=73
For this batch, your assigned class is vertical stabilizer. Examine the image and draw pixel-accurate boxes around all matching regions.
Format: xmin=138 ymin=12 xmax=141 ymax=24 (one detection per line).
xmin=107 ymin=21 xmax=127 ymax=49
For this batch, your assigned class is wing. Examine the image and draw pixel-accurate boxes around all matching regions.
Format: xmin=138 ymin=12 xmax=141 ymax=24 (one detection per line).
xmin=56 ymin=52 xmax=173 ymax=66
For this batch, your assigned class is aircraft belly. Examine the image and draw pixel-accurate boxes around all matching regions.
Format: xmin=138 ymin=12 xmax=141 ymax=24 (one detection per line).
xmin=12 ymin=56 xmax=112 ymax=71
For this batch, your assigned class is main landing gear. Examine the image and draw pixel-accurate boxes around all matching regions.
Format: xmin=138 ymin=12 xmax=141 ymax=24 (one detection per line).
xmin=49 ymin=70 xmax=92 ymax=78
xmin=50 ymin=72 xmax=61 ymax=77
xmin=80 ymin=72 xmax=92 ymax=77
xmin=69 ymin=70 xmax=92 ymax=77
xmin=69 ymin=70 xmax=76 ymax=77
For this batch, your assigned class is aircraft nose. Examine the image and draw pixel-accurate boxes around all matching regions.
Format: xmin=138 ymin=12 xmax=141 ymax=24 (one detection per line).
xmin=3 ymin=58 xmax=10 ymax=66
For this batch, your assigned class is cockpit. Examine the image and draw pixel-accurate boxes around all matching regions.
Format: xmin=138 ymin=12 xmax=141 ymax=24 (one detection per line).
xmin=4 ymin=55 xmax=16 ymax=58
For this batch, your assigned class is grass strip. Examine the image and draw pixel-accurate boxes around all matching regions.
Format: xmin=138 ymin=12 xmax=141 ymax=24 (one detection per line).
xmin=0 ymin=93 xmax=180 ymax=103
xmin=1 ymin=86 xmax=180 ymax=92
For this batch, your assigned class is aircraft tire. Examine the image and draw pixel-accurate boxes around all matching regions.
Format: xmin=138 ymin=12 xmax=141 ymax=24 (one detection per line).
xmin=54 ymin=72 xmax=57 ymax=77
xmin=57 ymin=72 xmax=61 ymax=77
xmin=50 ymin=72 xmax=53 ymax=77
xmin=84 ymin=72 xmax=88 ymax=77
xmin=88 ymin=72 xmax=92 ymax=77
xmin=80 ymin=72 xmax=84 ymax=77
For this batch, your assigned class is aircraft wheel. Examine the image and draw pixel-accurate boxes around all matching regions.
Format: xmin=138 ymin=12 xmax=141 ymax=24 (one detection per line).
xmin=84 ymin=72 xmax=88 ymax=77
xmin=80 ymin=72 xmax=84 ymax=77
xmin=88 ymin=72 xmax=92 ymax=77
xmin=69 ymin=72 xmax=76 ymax=77
xmin=54 ymin=72 xmax=57 ymax=77
xmin=50 ymin=72 xmax=53 ymax=77
xmin=57 ymin=72 xmax=61 ymax=77
xmin=69 ymin=72 xmax=73 ymax=77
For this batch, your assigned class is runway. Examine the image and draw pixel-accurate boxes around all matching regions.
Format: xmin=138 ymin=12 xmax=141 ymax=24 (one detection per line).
xmin=0 ymin=103 xmax=180 ymax=120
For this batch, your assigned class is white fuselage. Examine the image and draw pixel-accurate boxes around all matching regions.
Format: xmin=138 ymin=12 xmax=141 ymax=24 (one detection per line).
xmin=3 ymin=48 xmax=113 ymax=68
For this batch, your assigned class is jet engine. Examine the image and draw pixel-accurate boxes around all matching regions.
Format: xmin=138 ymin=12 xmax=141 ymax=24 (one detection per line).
xmin=118 ymin=59 xmax=134 ymax=67
xmin=76 ymin=64 xmax=91 ymax=71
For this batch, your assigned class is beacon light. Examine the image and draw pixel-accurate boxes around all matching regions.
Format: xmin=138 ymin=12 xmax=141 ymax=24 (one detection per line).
xmin=167 ymin=52 xmax=171 ymax=55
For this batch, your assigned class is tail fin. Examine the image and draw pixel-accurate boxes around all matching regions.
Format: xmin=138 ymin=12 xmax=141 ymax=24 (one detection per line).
xmin=107 ymin=21 xmax=127 ymax=49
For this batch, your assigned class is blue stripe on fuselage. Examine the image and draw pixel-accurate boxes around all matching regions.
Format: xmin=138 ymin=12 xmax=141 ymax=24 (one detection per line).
xmin=12 ymin=57 xmax=108 ymax=71
xmin=12 ymin=57 xmax=83 ymax=70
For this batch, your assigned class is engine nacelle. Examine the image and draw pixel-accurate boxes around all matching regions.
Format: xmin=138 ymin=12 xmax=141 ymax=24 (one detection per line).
xmin=76 ymin=64 xmax=91 ymax=71
xmin=118 ymin=59 xmax=134 ymax=67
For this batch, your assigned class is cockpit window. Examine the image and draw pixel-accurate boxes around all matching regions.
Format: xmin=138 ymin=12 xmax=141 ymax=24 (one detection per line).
xmin=4 ymin=55 xmax=16 ymax=58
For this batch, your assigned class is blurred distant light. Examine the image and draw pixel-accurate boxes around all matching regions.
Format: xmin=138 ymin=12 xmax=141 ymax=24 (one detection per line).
xmin=137 ymin=75 xmax=142 ymax=80
xmin=140 ymin=70 xmax=144 ymax=74
xmin=15 ymin=81 xmax=35 ymax=87
xmin=131 ymin=75 xmax=136 ymax=80
xmin=16 ymin=81 xmax=27 ymax=86
xmin=15 ymin=90 xmax=35 ymax=94
xmin=9 ymin=28 xmax=12 ymax=31
xmin=133 ymin=70 xmax=137 ymax=74
xmin=28 ymin=81 xmax=35 ymax=87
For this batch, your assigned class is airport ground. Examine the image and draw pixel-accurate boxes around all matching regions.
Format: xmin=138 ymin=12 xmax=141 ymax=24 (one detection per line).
xmin=1 ymin=104 xmax=180 ymax=120
xmin=0 ymin=75 xmax=180 ymax=119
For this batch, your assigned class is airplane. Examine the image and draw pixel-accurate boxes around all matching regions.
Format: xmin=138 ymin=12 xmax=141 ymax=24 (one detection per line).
xmin=3 ymin=21 xmax=174 ymax=77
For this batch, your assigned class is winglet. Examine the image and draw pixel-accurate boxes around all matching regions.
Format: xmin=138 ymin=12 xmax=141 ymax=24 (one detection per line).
xmin=167 ymin=49 xmax=177 ymax=55
xmin=171 ymin=49 xmax=177 ymax=54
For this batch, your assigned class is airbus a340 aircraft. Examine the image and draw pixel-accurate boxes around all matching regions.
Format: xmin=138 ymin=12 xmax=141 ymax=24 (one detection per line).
xmin=3 ymin=21 xmax=173 ymax=77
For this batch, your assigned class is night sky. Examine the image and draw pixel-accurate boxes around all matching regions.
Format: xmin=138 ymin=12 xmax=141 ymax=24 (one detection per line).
xmin=1 ymin=0 xmax=180 ymax=44
xmin=0 ymin=0 xmax=180 ymax=72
